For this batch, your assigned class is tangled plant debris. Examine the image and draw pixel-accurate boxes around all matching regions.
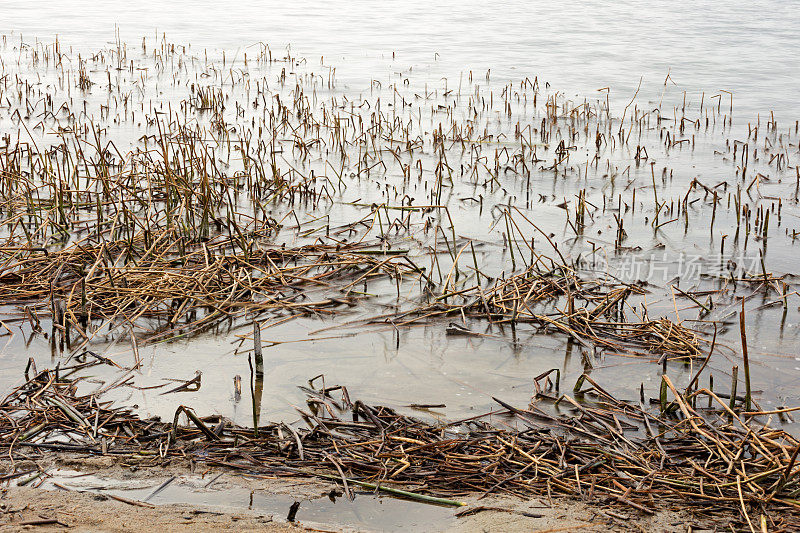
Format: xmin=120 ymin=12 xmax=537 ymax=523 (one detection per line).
xmin=3 ymin=366 xmax=800 ymax=530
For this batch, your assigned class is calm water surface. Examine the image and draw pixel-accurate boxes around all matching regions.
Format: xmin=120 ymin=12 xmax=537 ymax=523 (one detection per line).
xmin=6 ymin=0 xmax=799 ymax=119
xmin=2 ymin=1 xmax=800 ymax=428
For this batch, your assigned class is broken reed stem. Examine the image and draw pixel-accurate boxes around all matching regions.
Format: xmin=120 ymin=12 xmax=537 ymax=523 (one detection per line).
xmin=739 ymin=300 xmax=752 ymax=412
xmin=253 ymin=320 xmax=263 ymax=377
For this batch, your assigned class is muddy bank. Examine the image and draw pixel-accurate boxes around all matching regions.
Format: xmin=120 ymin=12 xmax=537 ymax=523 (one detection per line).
xmin=0 ymin=455 xmax=693 ymax=532
xmin=0 ymin=485 xmax=300 ymax=532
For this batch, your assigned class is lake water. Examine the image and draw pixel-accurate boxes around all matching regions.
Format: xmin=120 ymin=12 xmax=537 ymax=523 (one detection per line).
xmin=7 ymin=0 xmax=800 ymax=119
xmin=2 ymin=1 xmax=800 ymax=430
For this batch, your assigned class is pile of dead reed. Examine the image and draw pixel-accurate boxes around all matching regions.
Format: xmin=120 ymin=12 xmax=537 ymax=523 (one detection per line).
xmin=0 ymin=226 xmax=414 ymax=343
xmin=373 ymin=262 xmax=703 ymax=359
xmin=2 ymin=367 xmax=798 ymax=530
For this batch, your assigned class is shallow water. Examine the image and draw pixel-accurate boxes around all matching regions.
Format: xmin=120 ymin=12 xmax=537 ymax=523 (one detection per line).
xmin=1 ymin=1 xmax=800 ymax=433
xmin=36 ymin=469 xmax=457 ymax=531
